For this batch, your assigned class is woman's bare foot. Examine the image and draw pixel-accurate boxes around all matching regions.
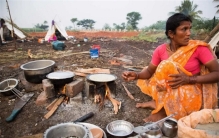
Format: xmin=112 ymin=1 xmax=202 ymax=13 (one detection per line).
xmin=136 ymin=100 xmax=156 ymax=109
xmin=143 ymin=108 xmax=166 ymax=122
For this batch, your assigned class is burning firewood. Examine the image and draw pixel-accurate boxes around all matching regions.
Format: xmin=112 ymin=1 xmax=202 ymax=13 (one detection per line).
xmin=94 ymin=85 xmax=106 ymax=111
xmin=44 ymin=96 xmax=65 ymax=119
xmin=105 ymin=83 xmax=121 ymax=114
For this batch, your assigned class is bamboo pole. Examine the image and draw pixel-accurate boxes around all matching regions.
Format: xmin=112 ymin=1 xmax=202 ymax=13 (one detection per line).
xmin=6 ymin=0 xmax=16 ymax=49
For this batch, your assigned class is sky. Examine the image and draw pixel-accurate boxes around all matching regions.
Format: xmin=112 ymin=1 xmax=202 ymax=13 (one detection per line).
xmin=0 ymin=0 xmax=218 ymax=29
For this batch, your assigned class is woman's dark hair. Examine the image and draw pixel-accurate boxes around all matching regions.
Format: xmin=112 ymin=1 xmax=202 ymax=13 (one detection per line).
xmin=165 ymin=13 xmax=192 ymax=39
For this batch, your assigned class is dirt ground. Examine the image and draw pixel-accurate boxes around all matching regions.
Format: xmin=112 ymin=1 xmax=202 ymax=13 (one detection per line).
xmin=0 ymin=31 xmax=211 ymax=138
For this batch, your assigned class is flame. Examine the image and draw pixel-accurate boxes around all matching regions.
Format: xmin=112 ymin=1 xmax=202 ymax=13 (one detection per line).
xmin=61 ymin=85 xmax=66 ymax=95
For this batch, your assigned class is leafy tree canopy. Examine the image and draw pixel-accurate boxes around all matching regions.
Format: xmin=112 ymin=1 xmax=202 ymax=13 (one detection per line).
xmin=193 ymin=17 xmax=219 ymax=31
xmin=113 ymin=23 xmax=126 ymax=30
xmin=103 ymin=23 xmax=111 ymax=30
xmin=126 ymin=12 xmax=142 ymax=30
xmin=71 ymin=18 xmax=78 ymax=29
xmin=169 ymin=0 xmax=202 ymax=20
xmin=144 ymin=20 xmax=166 ymax=31
xmin=213 ymin=0 xmax=219 ymax=14
xmin=35 ymin=22 xmax=49 ymax=30
xmin=77 ymin=19 xmax=95 ymax=29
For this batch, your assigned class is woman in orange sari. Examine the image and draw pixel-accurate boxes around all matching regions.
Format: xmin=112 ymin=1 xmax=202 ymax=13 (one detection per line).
xmin=122 ymin=13 xmax=219 ymax=122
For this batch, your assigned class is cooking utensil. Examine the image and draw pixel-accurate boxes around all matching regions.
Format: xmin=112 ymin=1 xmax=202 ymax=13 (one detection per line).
xmin=161 ymin=117 xmax=178 ymax=138
xmin=46 ymin=71 xmax=75 ymax=85
xmin=106 ymin=120 xmax=134 ymax=137
xmin=6 ymin=92 xmax=34 ymax=122
xmin=44 ymin=122 xmax=91 ymax=138
xmin=77 ymin=122 xmax=107 ymax=138
xmin=0 ymin=78 xmax=18 ymax=96
xmin=11 ymin=88 xmax=26 ymax=101
xmin=44 ymin=112 xmax=95 ymax=138
xmin=133 ymin=114 xmax=175 ymax=134
xmin=73 ymin=112 xmax=94 ymax=123
xmin=86 ymin=73 xmax=117 ymax=82
xmin=139 ymin=122 xmax=163 ymax=138
xmin=20 ymin=60 xmax=55 ymax=83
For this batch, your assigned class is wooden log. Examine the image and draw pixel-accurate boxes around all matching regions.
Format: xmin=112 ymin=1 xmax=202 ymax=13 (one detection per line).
xmin=45 ymin=98 xmax=58 ymax=111
xmin=44 ymin=96 xmax=65 ymax=119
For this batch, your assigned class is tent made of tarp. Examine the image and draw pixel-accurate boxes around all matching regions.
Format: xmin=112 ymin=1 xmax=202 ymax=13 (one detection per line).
xmin=45 ymin=20 xmax=68 ymax=41
xmin=2 ymin=19 xmax=27 ymax=39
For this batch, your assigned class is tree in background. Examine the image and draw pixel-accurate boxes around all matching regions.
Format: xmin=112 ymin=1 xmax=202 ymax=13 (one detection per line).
xmin=193 ymin=17 xmax=219 ymax=31
xmin=144 ymin=20 xmax=166 ymax=31
xmin=103 ymin=23 xmax=111 ymax=30
xmin=113 ymin=23 xmax=126 ymax=30
xmin=77 ymin=19 xmax=95 ymax=29
xmin=169 ymin=0 xmax=202 ymax=20
xmin=70 ymin=18 xmax=78 ymax=29
xmin=35 ymin=21 xmax=49 ymax=30
xmin=65 ymin=26 xmax=73 ymax=30
xmin=126 ymin=12 xmax=142 ymax=30
xmin=213 ymin=0 xmax=219 ymax=14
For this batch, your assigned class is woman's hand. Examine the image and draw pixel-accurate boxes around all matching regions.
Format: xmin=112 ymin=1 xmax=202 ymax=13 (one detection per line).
xmin=168 ymin=68 xmax=190 ymax=89
xmin=122 ymin=71 xmax=137 ymax=82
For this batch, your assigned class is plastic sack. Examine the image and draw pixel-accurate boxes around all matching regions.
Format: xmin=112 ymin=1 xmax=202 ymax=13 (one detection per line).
xmin=178 ymin=109 xmax=219 ymax=138
xmin=52 ymin=41 xmax=65 ymax=50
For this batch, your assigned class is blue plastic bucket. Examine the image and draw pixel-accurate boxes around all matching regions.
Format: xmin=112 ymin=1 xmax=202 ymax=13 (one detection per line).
xmin=90 ymin=49 xmax=99 ymax=58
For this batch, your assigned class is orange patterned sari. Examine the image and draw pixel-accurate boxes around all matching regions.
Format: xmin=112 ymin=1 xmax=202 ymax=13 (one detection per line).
xmin=137 ymin=40 xmax=218 ymax=120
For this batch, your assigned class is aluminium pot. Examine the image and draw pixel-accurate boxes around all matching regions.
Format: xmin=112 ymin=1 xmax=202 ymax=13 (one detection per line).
xmin=44 ymin=112 xmax=95 ymax=138
xmin=46 ymin=71 xmax=75 ymax=85
xmin=20 ymin=60 xmax=55 ymax=84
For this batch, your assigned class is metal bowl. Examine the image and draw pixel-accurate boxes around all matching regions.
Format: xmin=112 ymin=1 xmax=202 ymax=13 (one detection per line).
xmin=0 ymin=78 xmax=18 ymax=96
xmin=20 ymin=60 xmax=55 ymax=83
xmin=44 ymin=123 xmax=91 ymax=138
xmin=106 ymin=120 xmax=134 ymax=137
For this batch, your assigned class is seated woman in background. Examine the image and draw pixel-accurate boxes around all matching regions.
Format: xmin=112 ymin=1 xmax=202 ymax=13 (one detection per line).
xmin=122 ymin=13 xmax=219 ymax=122
xmin=48 ymin=33 xmax=57 ymax=43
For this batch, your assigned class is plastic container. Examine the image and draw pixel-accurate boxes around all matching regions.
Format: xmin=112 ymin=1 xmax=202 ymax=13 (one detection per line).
xmin=90 ymin=49 xmax=99 ymax=58
xmin=92 ymin=45 xmax=100 ymax=55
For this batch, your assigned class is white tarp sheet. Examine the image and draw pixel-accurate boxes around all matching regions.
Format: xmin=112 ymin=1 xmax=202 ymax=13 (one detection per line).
xmin=5 ymin=22 xmax=26 ymax=39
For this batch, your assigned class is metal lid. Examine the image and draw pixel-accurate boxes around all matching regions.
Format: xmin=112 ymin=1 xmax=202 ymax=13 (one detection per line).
xmin=86 ymin=73 xmax=117 ymax=82
xmin=47 ymin=71 xmax=75 ymax=79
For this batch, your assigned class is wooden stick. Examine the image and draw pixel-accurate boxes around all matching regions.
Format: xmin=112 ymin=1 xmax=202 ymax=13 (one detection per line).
xmin=45 ymin=98 xmax=59 ymax=111
xmin=44 ymin=96 xmax=65 ymax=119
xmin=122 ymin=84 xmax=135 ymax=100
xmin=105 ymin=83 xmax=121 ymax=114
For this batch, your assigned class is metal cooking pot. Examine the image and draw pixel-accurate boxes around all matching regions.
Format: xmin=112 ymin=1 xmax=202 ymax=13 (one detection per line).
xmin=46 ymin=71 xmax=75 ymax=85
xmin=44 ymin=123 xmax=90 ymax=138
xmin=44 ymin=112 xmax=94 ymax=138
xmin=20 ymin=60 xmax=55 ymax=84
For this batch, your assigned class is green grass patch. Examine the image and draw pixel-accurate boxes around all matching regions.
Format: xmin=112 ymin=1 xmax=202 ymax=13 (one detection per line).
xmin=126 ymin=31 xmax=166 ymax=42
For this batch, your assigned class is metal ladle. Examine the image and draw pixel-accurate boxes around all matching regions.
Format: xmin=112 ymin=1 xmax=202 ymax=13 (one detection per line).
xmin=134 ymin=113 xmax=175 ymax=134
